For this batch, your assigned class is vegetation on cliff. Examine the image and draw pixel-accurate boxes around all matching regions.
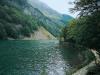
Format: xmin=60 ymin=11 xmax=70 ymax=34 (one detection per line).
xmin=61 ymin=0 xmax=100 ymax=74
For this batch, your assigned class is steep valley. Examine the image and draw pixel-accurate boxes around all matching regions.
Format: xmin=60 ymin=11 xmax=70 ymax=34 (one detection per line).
xmin=0 ymin=0 xmax=73 ymax=40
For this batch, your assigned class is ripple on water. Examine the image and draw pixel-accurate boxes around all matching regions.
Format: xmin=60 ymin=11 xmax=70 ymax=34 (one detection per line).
xmin=0 ymin=40 xmax=71 ymax=75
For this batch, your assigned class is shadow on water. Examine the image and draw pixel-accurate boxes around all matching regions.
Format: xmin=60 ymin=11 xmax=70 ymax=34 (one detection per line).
xmin=59 ymin=43 xmax=85 ymax=68
xmin=0 ymin=40 xmax=94 ymax=75
xmin=59 ymin=42 xmax=95 ymax=74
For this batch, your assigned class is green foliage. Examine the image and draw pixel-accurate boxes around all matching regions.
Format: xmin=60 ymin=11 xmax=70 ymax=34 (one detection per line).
xmin=0 ymin=5 xmax=39 ymax=39
xmin=62 ymin=11 xmax=100 ymax=51
xmin=4 ymin=23 xmax=19 ymax=39
xmin=11 ymin=0 xmax=27 ymax=6
xmin=27 ymin=0 xmax=73 ymax=37
xmin=21 ymin=26 xmax=31 ymax=37
xmin=0 ymin=0 xmax=73 ymax=39
xmin=71 ymin=0 xmax=100 ymax=16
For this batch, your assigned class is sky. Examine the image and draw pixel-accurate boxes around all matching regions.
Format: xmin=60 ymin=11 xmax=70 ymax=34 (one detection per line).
xmin=39 ymin=0 xmax=78 ymax=17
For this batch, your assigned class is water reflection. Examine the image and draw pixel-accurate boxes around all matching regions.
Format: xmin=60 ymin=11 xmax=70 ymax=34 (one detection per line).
xmin=0 ymin=40 xmax=88 ymax=75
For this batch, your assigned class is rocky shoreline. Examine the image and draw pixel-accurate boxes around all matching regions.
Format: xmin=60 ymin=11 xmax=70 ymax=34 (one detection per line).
xmin=72 ymin=61 xmax=95 ymax=75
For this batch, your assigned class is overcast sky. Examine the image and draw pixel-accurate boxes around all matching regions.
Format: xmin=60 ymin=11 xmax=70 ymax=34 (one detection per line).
xmin=39 ymin=0 xmax=78 ymax=17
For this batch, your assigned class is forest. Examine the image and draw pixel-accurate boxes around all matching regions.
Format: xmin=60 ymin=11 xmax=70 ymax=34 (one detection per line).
xmin=61 ymin=0 xmax=100 ymax=74
xmin=0 ymin=0 xmax=39 ymax=39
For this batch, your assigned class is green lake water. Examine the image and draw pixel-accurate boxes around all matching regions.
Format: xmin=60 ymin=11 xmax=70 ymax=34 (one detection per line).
xmin=0 ymin=40 xmax=85 ymax=75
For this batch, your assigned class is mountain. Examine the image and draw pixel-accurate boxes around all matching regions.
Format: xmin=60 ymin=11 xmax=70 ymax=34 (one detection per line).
xmin=28 ymin=0 xmax=73 ymax=24
xmin=28 ymin=0 xmax=73 ymax=36
xmin=61 ymin=14 xmax=73 ymax=24
xmin=0 ymin=0 xmax=39 ymax=39
xmin=0 ymin=0 xmax=73 ymax=39
xmin=28 ymin=0 xmax=62 ymax=19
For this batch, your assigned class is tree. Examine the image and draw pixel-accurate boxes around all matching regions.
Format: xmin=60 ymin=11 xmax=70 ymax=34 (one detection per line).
xmin=64 ymin=12 xmax=100 ymax=50
xmin=71 ymin=0 xmax=100 ymax=16
xmin=69 ymin=0 xmax=100 ymax=51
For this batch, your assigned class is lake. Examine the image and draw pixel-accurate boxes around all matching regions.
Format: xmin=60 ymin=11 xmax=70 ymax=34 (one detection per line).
xmin=0 ymin=40 xmax=88 ymax=75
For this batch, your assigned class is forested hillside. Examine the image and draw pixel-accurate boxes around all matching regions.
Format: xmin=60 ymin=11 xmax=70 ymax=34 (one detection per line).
xmin=28 ymin=0 xmax=73 ymax=36
xmin=0 ymin=0 xmax=73 ymax=39
xmin=0 ymin=0 xmax=39 ymax=39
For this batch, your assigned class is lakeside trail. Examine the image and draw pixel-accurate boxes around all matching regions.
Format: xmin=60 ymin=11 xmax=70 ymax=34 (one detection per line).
xmin=72 ymin=61 xmax=95 ymax=75
xmin=23 ymin=26 xmax=56 ymax=40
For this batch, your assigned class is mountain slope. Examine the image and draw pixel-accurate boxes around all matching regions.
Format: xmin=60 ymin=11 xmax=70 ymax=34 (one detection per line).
xmin=24 ymin=26 xmax=56 ymax=40
xmin=28 ymin=0 xmax=62 ymax=19
xmin=0 ymin=0 xmax=73 ymax=39
xmin=27 ymin=0 xmax=73 ymax=36
xmin=0 ymin=0 xmax=39 ymax=39
xmin=28 ymin=0 xmax=73 ymax=24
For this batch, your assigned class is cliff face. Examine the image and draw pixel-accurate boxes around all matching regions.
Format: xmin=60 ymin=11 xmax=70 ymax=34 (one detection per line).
xmin=23 ymin=26 xmax=56 ymax=40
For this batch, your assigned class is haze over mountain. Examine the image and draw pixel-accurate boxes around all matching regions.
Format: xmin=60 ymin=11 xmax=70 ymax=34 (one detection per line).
xmin=27 ymin=0 xmax=73 ymax=36
xmin=28 ymin=0 xmax=63 ymax=19
xmin=28 ymin=0 xmax=73 ymax=22
xmin=0 ymin=0 xmax=73 ymax=39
